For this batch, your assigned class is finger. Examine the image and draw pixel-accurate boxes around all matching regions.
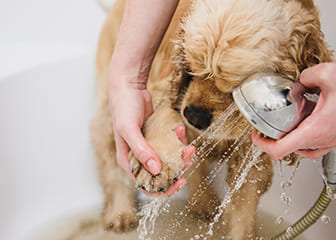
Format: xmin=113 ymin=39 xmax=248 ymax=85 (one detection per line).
xmin=114 ymin=134 xmax=134 ymax=179
xmin=141 ymin=178 xmax=187 ymax=197
xmin=300 ymin=63 xmax=336 ymax=91
xmin=175 ymin=125 xmax=188 ymax=145
xmin=141 ymin=189 xmax=164 ymax=197
xmin=251 ymin=119 xmax=320 ymax=159
xmin=122 ymin=125 xmax=162 ymax=175
xmin=165 ymin=178 xmax=187 ymax=197
xmin=182 ymin=145 xmax=196 ymax=170
xmin=295 ymin=146 xmax=336 ymax=160
xmin=295 ymin=146 xmax=336 ymax=159
xmin=251 ymin=130 xmax=283 ymax=159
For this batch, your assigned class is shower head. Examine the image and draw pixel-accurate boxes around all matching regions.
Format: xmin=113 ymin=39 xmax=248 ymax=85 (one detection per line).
xmin=232 ymin=73 xmax=336 ymax=239
xmin=232 ymin=73 xmax=316 ymax=139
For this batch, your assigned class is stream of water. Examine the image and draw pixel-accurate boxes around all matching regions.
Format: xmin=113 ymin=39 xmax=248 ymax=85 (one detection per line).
xmin=136 ymin=103 xmax=270 ymax=240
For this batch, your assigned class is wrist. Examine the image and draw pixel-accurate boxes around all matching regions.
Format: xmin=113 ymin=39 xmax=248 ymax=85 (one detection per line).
xmin=109 ymin=50 xmax=152 ymax=87
xmin=108 ymin=66 xmax=148 ymax=93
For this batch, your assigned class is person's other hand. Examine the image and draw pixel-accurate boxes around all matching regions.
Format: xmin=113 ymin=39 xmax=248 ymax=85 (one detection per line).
xmin=252 ymin=63 xmax=336 ymax=160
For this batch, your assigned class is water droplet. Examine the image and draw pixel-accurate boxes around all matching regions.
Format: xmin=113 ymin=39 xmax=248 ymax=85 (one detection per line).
xmin=280 ymin=192 xmax=291 ymax=206
xmin=275 ymin=216 xmax=284 ymax=225
xmin=321 ymin=215 xmax=331 ymax=224
xmin=332 ymin=194 xmax=336 ymax=200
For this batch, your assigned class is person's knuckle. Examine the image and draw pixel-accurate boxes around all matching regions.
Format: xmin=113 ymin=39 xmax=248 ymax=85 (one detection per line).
xmin=317 ymin=63 xmax=333 ymax=82
xmin=133 ymin=147 xmax=146 ymax=162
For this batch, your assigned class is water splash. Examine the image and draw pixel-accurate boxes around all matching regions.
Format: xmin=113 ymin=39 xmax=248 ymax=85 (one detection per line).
xmin=275 ymin=216 xmax=284 ymax=225
xmin=286 ymin=226 xmax=293 ymax=235
xmin=182 ymin=103 xmax=241 ymax=179
xmin=136 ymin=102 xmax=262 ymax=239
xmin=205 ymin=145 xmax=262 ymax=237
xmin=313 ymin=159 xmax=336 ymax=200
xmin=321 ymin=215 xmax=331 ymax=224
xmin=137 ymin=198 xmax=167 ymax=240
xmin=186 ymin=126 xmax=250 ymax=205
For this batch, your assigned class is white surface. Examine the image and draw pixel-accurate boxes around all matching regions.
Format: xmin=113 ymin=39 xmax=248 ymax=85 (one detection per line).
xmin=0 ymin=0 xmax=335 ymax=240
xmin=0 ymin=55 xmax=103 ymax=240
xmin=0 ymin=0 xmax=106 ymax=79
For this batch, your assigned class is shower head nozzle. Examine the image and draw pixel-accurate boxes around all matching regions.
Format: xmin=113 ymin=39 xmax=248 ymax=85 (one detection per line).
xmin=232 ymin=73 xmax=316 ymax=139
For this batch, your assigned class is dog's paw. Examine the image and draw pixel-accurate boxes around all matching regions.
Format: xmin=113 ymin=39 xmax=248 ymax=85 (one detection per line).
xmin=130 ymin=153 xmax=184 ymax=193
xmin=103 ymin=200 xmax=138 ymax=232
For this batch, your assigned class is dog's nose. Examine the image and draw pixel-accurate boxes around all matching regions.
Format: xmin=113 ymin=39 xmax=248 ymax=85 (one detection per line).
xmin=183 ymin=106 xmax=212 ymax=130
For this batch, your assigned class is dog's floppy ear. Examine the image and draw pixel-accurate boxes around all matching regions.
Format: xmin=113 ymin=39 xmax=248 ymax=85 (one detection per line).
xmin=285 ymin=3 xmax=334 ymax=76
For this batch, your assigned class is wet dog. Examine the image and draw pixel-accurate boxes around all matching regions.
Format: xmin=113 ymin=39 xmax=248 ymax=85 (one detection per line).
xmin=91 ymin=0 xmax=333 ymax=239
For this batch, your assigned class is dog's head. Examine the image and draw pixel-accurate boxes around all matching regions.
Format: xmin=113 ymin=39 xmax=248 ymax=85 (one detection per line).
xmin=170 ymin=0 xmax=333 ymax=140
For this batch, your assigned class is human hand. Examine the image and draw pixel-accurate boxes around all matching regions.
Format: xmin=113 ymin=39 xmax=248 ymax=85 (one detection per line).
xmin=109 ymin=75 xmax=159 ymax=176
xmin=141 ymin=125 xmax=195 ymax=197
xmin=109 ymin=72 xmax=195 ymax=196
xmin=252 ymin=63 xmax=336 ymax=160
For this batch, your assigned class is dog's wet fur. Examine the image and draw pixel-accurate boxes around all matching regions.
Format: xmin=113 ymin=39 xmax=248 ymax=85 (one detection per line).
xmin=91 ymin=0 xmax=333 ymax=239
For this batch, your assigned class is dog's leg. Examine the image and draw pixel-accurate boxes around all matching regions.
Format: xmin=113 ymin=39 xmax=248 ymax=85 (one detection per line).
xmin=129 ymin=102 xmax=186 ymax=193
xmin=225 ymin=148 xmax=273 ymax=240
xmin=186 ymin=161 xmax=220 ymax=219
xmin=91 ymin=102 xmax=137 ymax=231
xmin=226 ymin=183 xmax=259 ymax=240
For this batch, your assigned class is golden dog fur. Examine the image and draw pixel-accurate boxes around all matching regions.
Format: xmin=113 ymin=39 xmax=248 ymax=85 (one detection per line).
xmin=91 ymin=0 xmax=333 ymax=239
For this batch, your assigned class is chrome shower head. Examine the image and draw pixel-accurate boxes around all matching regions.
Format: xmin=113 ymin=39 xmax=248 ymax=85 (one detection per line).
xmin=232 ymin=73 xmax=316 ymax=139
xmin=233 ymin=72 xmax=336 ymax=189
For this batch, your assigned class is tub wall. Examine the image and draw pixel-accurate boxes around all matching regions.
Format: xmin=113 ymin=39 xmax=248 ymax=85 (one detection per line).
xmin=0 ymin=0 xmax=106 ymax=79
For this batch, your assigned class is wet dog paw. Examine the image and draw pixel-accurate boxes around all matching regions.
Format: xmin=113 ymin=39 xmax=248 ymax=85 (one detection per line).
xmin=103 ymin=200 xmax=138 ymax=232
xmin=129 ymin=153 xmax=184 ymax=194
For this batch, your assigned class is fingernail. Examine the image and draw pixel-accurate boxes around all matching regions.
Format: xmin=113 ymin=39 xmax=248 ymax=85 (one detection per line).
xmin=146 ymin=159 xmax=160 ymax=174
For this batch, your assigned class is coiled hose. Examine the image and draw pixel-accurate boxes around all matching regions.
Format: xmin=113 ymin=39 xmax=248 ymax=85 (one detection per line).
xmin=272 ymin=186 xmax=336 ymax=240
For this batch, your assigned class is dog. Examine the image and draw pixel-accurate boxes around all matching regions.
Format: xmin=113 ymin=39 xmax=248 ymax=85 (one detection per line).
xmin=91 ymin=0 xmax=333 ymax=239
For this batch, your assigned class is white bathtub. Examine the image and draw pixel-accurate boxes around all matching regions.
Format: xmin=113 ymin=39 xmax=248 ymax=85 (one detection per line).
xmin=0 ymin=0 xmax=335 ymax=239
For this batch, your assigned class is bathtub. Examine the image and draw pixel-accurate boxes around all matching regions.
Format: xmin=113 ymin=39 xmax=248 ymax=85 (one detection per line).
xmin=0 ymin=0 xmax=335 ymax=239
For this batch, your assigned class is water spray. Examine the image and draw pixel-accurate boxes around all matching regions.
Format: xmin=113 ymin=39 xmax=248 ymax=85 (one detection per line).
xmin=232 ymin=73 xmax=336 ymax=240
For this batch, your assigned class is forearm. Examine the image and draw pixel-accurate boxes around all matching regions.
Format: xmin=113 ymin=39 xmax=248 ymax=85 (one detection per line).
xmin=110 ymin=0 xmax=179 ymax=86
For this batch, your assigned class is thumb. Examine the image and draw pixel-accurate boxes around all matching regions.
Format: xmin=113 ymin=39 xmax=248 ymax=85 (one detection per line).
xmin=300 ymin=63 xmax=336 ymax=92
xmin=122 ymin=125 xmax=162 ymax=175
